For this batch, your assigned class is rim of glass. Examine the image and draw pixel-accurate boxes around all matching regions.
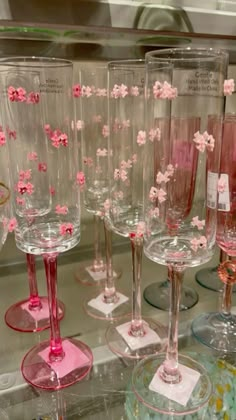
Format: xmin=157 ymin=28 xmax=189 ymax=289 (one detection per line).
xmin=0 ymin=56 xmax=72 ymax=68
xmin=146 ymin=47 xmax=228 ymax=62
xmin=108 ymin=59 xmax=145 ymax=68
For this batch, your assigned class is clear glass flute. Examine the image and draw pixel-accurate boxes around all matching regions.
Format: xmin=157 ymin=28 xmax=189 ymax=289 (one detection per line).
xmin=105 ymin=59 xmax=166 ymax=359
xmin=132 ymin=48 xmax=228 ymax=415
xmin=192 ymin=114 xmax=236 ymax=352
xmin=0 ymin=57 xmax=93 ymax=390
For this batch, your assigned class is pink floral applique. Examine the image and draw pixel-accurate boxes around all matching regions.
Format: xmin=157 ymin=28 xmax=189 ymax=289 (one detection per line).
xmin=218 ymin=176 xmax=226 ymax=193
xmin=19 ymin=169 xmax=32 ymax=181
xmin=8 ymin=218 xmax=17 ymax=232
xmin=111 ymin=84 xmax=128 ymax=99
xmin=8 ymin=86 xmax=27 ymax=102
xmin=76 ymin=120 xmax=84 ymax=131
xmin=102 ymin=125 xmax=109 ymax=138
xmin=120 ymin=169 xmax=128 ymax=181
xmin=27 ymin=92 xmax=40 ymax=104
xmin=27 ymin=152 xmax=38 ymax=161
xmin=149 ymin=207 xmax=160 ymax=218
xmin=153 ymin=81 xmax=178 ymax=100
xmin=49 ymin=186 xmax=56 ymax=195
xmin=93 ymin=115 xmax=102 ymax=123
xmin=156 ymin=171 xmax=170 ymax=184
xmin=149 ymin=128 xmax=161 ymax=142
xmin=137 ymin=130 xmax=146 ymax=146
xmin=96 ymin=88 xmax=107 ymax=97
xmin=190 ymin=236 xmax=207 ymax=252
xmin=81 ymin=85 xmax=93 ymax=97
xmin=16 ymin=181 xmax=34 ymax=195
xmin=76 ymin=171 xmax=86 ymax=186
xmin=48 ymin=128 xmax=68 ymax=148
xmin=122 ymin=119 xmax=130 ymax=129
xmin=0 ymin=131 xmax=6 ymax=146
xmin=96 ymin=148 xmax=108 ymax=157
xmin=16 ymin=197 xmax=25 ymax=206
xmin=191 ymin=216 xmax=205 ymax=230
xmin=73 ymin=84 xmax=82 ymax=98
xmin=193 ymin=131 xmax=215 ymax=153
xmin=83 ymin=157 xmax=93 ymax=167
xmin=120 ymin=159 xmax=132 ymax=169
xmin=44 ymin=124 xmax=52 ymax=135
xmin=166 ymin=164 xmax=175 ymax=176
xmin=60 ymin=133 xmax=68 ymax=147
xmin=38 ymin=162 xmax=47 ymax=172
xmin=224 ymin=79 xmax=235 ymax=96
xmin=55 ymin=204 xmax=68 ymax=215
xmin=59 ymin=223 xmax=74 ymax=235
xmin=149 ymin=187 xmax=158 ymax=201
xmin=130 ymin=86 xmax=139 ymax=96
xmin=157 ymin=188 xmax=167 ymax=203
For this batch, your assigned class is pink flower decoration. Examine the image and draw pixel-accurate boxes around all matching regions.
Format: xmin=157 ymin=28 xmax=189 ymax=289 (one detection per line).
xmin=27 ymin=152 xmax=38 ymax=161
xmin=16 ymin=181 xmax=34 ymax=195
xmin=27 ymin=92 xmax=40 ymax=104
xmin=149 ymin=128 xmax=161 ymax=142
xmin=17 ymin=87 xmax=27 ymax=102
xmin=157 ymin=188 xmax=167 ymax=203
xmin=73 ymin=84 xmax=82 ymax=98
xmin=8 ymin=86 xmax=17 ymax=101
xmin=0 ymin=131 xmax=6 ymax=146
xmin=120 ymin=159 xmax=132 ymax=169
xmin=49 ymin=186 xmax=56 ymax=195
xmin=190 ymin=236 xmax=207 ymax=252
xmin=59 ymin=223 xmax=74 ymax=235
xmin=122 ymin=120 xmax=130 ymax=129
xmin=218 ymin=176 xmax=227 ymax=193
xmin=156 ymin=171 xmax=170 ymax=184
xmin=153 ymin=81 xmax=177 ymax=100
xmin=60 ymin=133 xmax=68 ymax=147
xmin=16 ymin=197 xmax=25 ymax=206
xmin=190 ymin=237 xmax=200 ymax=252
xmin=51 ymin=131 xmax=61 ymax=148
xmin=83 ymin=157 xmax=93 ymax=167
xmin=76 ymin=120 xmax=84 ymax=130
xmin=82 ymin=85 xmax=93 ymax=97
xmin=38 ymin=162 xmax=47 ymax=172
xmin=224 ymin=79 xmax=235 ymax=96
xmin=193 ymin=131 xmax=215 ymax=153
xmin=130 ymin=86 xmax=139 ymax=96
xmin=111 ymin=84 xmax=128 ymax=98
xmin=102 ymin=125 xmax=109 ymax=138
xmin=55 ymin=205 xmax=68 ymax=215
xmin=96 ymin=148 xmax=108 ymax=157
xmin=149 ymin=207 xmax=160 ymax=218
xmin=120 ymin=169 xmax=128 ymax=182
xmin=96 ymin=88 xmax=107 ymax=97
xmin=137 ymin=130 xmax=146 ymax=146
xmin=76 ymin=171 xmax=86 ymax=186
xmin=191 ymin=216 xmax=205 ymax=230
xmin=149 ymin=187 xmax=158 ymax=201
xmin=93 ymin=115 xmax=102 ymax=123
xmin=19 ymin=169 xmax=32 ymax=181
xmin=44 ymin=124 xmax=51 ymax=135
xmin=166 ymin=164 xmax=174 ymax=176
xmin=8 ymin=218 xmax=17 ymax=232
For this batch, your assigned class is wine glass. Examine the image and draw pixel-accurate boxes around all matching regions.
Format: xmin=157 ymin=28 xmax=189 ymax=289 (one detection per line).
xmin=105 ymin=59 xmax=166 ymax=359
xmin=132 ymin=48 xmax=228 ymax=415
xmin=73 ymin=65 xmax=122 ymax=288
xmin=73 ymin=64 xmax=128 ymax=320
xmin=0 ymin=57 xmax=93 ymax=390
xmin=192 ymin=113 xmax=236 ymax=353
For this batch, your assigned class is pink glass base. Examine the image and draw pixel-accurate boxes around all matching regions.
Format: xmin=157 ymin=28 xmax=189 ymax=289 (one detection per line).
xmin=75 ymin=261 xmax=122 ymax=286
xmin=5 ymin=297 xmax=65 ymax=333
xmin=21 ymin=338 xmax=93 ymax=390
xmin=105 ymin=315 xmax=167 ymax=359
xmin=84 ymin=291 xmax=131 ymax=321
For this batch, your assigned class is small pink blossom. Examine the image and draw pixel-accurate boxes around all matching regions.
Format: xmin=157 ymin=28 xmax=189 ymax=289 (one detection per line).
xmin=130 ymin=86 xmax=139 ymax=96
xmin=190 ymin=236 xmax=207 ymax=252
xmin=137 ymin=130 xmax=146 ymax=146
xmin=16 ymin=197 xmax=25 ymax=206
xmin=166 ymin=164 xmax=174 ymax=176
xmin=49 ymin=186 xmax=56 ymax=195
xmin=224 ymin=79 xmax=235 ymax=96
xmin=157 ymin=188 xmax=167 ymax=203
xmin=60 ymin=133 xmax=68 ymax=147
xmin=102 ymin=125 xmax=109 ymax=138
xmin=16 ymin=181 xmax=34 ymax=195
xmin=27 ymin=92 xmax=39 ymax=104
xmin=93 ymin=115 xmax=102 ymax=123
xmin=8 ymin=86 xmax=17 ymax=101
xmin=149 ymin=207 xmax=160 ymax=218
xmin=149 ymin=128 xmax=161 ymax=142
xmin=153 ymin=81 xmax=177 ymax=100
xmin=17 ymin=87 xmax=27 ymax=102
xmin=83 ymin=157 xmax=93 ymax=167
xmin=190 ymin=237 xmax=200 ymax=252
xmin=193 ymin=131 xmax=215 ymax=153
xmin=59 ymin=223 xmax=74 ymax=235
xmin=76 ymin=120 xmax=84 ymax=130
xmin=73 ymin=84 xmax=82 ymax=98
xmin=27 ymin=152 xmax=38 ymax=161
xmin=51 ymin=131 xmax=61 ymax=148
xmin=122 ymin=119 xmax=130 ymax=129
xmin=96 ymin=148 xmax=108 ymax=157
xmin=38 ymin=162 xmax=47 ymax=172
xmin=120 ymin=169 xmax=128 ymax=182
xmin=218 ymin=176 xmax=227 ymax=193
xmin=191 ymin=216 xmax=205 ymax=230
xmin=19 ymin=169 xmax=32 ymax=181
xmin=111 ymin=83 xmax=128 ymax=98
xmin=120 ymin=159 xmax=132 ymax=169
xmin=55 ymin=204 xmax=68 ymax=215
xmin=44 ymin=124 xmax=51 ymax=135
xmin=156 ymin=171 xmax=170 ymax=184
xmin=8 ymin=86 xmax=26 ymax=102
xmin=0 ymin=131 xmax=6 ymax=146
xmin=204 ymin=133 xmax=215 ymax=152
xmin=8 ymin=218 xmax=17 ymax=232
xmin=76 ymin=171 xmax=86 ymax=186
xmin=149 ymin=186 xmax=158 ymax=201
xmin=82 ymin=85 xmax=93 ymax=97
xmin=96 ymin=88 xmax=107 ymax=97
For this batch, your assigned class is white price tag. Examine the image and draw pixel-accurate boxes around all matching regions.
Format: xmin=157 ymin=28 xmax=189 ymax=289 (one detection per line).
xmin=218 ymin=174 xmax=230 ymax=212
xmin=207 ymin=171 xmax=218 ymax=209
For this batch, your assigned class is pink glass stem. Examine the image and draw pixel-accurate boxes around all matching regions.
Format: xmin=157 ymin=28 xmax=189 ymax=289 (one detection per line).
xmin=160 ymin=264 xmax=185 ymax=384
xmin=129 ymin=234 xmax=145 ymax=337
xmin=92 ymin=214 xmax=104 ymax=272
xmin=103 ymin=218 xmax=118 ymax=303
xmin=27 ymin=253 xmax=42 ymax=310
xmin=43 ymin=253 xmax=64 ymax=362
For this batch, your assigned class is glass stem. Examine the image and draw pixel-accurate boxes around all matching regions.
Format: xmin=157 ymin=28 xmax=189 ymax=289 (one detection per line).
xmin=130 ymin=234 xmax=145 ymax=337
xmin=221 ymin=282 xmax=233 ymax=319
xmin=27 ymin=253 xmax=42 ymax=310
xmin=92 ymin=214 xmax=104 ymax=272
xmin=103 ymin=217 xmax=118 ymax=303
xmin=160 ymin=263 xmax=185 ymax=384
xmin=43 ymin=253 xmax=64 ymax=362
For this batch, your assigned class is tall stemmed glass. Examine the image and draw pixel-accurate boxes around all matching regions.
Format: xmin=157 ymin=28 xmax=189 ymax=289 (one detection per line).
xmin=0 ymin=57 xmax=93 ymax=390
xmin=105 ymin=60 xmax=166 ymax=359
xmin=132 ymin=48 xmax=228 ymax=415
xmin=192 ymin=114 xmax=236 ymax=352
xmin=73 ymin=65 xmax=121 ymax=289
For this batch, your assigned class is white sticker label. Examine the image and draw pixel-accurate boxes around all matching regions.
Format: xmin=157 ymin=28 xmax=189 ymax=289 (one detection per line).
xmin=218 ymin=173 xmax=230 ymax=212
xmin=207 ymin=171 xmax=218 ymax=209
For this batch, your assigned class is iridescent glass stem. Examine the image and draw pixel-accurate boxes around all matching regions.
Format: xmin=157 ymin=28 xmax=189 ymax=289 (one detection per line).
xmin=92 ymin=214 xmax=104 ymax=272
xmin=130 ymin=234 xmax=145 ymax=337
xmin=103 ymin=217 xmax=118 ymax=303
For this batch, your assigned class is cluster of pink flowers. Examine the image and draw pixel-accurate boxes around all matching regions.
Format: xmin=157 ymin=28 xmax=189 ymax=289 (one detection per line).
xmin=156 ymin=171 xmax=171 ymax=184
xmin=130 ymin=86 xmax=140 ymax=96
xmin=153 ymin=81 xmax=178 ymax=100
xmin=49 ymin=186 xmax=56 ymax=196
xmin=191 ymin=216 xmax=205 ymax=230
xmin=16 ymin=181 xmax=34 ymax=195
xmin=19 ymin=169 xmax=32 ymax=181
xmin=0 ymin=131 xmax=6 ymax=146
xmin=148 ymin=128 xmax=161 ymax=142
xmin=59 ymin=223 xmax=74 ymax=236
xmin=55 ymin=204 xmax=68 ymax=215
xmin=120 ymin=159 xmax=132 ymax=169
xmin=96 ymin=148 xmax=108 ymax=157
xmin=190 ymin=236 xmax=207 ymax=252
xmin=8 ymin=86 xmax=39 ymax=104
xmin=76 ymin=171 xmax=86 ymax=186
xmin=73 ymin=84 xmax=82 ymax=98
xmin=149 ymin=186 xmax=167 ymax=203
xmin=96 ymin=88 xmax=107 ymax=97
xmin=193 ymin=131 xmax=215 ymax=152
xmin=113 ymin=118 xmax=130 ymax=132
xmin=114 ymin=168 xmax=128 ymax=182
xmin=137 ymin=130 xmax=146 ymax=146
xmin=3 ymin=217 xmax=17 ymax=232
xmin=111 ymin=84 xmax=128 ymax=99
xmin=38 ymin=162 xmax=47 ymax=172
xmin=44 ymin=124 xmax=68 ymax=148
xmin=224 ymin=79 xmax=235 ymax=96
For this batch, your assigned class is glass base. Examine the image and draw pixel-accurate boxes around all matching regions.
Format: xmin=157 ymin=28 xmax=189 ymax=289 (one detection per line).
xmin=191 ymin=312 xmax=236 ymax=353
xmin=105 ymin=315 xmax=166 ymax=359
xmin=84 ymin=291 xmax=131 ymax=321
xmin=132 ymin=353 xmax=212 ymax=416
xmin=195 ymin=266 xmax=236 ymax=292
xmin=143 ymin=280 xmax=199 ymax=311
xmin=21 ymin=338 xmax=93 ymax=390
xmin=75 ymin=261 xmax=122 ymax=286
xmin=5 ymin=297 xmax=65 ymax=332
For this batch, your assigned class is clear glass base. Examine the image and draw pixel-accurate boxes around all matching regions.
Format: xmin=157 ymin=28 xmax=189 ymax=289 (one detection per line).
xmin=143 ymin=280 xmax=199 ymax=311
xmin=21 ymin=338 xmax=93 ymax=390
xmin=132 ymin=353 xmax=212 ymax=416
xmin=195 ymin=266 xmax=236 ymax=292
xmin=5 ymin=297 xmax=65 ymax=332
xmin=74 ymin=261 xmax=122 ymax=286
xmin=191 ymin=312 xmax=236 ymax=353
xmin=105 ymin=315 xmax=166 ymax=359
xmin=84 ymin=291 xmax=131 ymax=321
